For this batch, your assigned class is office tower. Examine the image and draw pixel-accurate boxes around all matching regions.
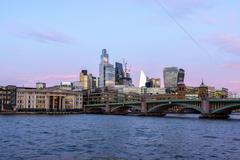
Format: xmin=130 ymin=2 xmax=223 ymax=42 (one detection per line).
xmin=163 ymin=67 xmax=179 ymax=92
xmin=99 ymin=49 xmax=115 ymax=88
xmin=80 ymin=70 xmax=90 ymax=90
xmin=91 ymin=76 xmax=98 ymax=90
xmin=177 ymin=69 xmax=185 ymax=84
xmin=146 ymin=78 xmax=161 ymax=88
xmin=115 ymin=62 xmax=124 ymax=85
xmin=139 ymin=70 xmax=147 ymax=88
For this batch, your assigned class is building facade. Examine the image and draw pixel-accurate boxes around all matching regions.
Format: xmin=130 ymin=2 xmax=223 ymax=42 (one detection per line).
xmin=177 ymin=68 xmax=185 ymax=84
xmin=16 ymin=87 xmax=83 ymax=111
xmin=163 ymin=67 xmax=179 ymax=93
xmin=0 ymin=85 xmax=17 ymax=111
xmin=99 ymin=49 xmax=115 ymax=88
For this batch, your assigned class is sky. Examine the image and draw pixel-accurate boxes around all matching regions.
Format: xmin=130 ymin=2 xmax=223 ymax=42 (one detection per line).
xmin=0 ymin=0 xmax=240 ymax=92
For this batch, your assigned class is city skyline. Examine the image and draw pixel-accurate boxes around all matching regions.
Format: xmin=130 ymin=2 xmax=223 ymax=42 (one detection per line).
xmin=1 ymin=0 xmax=240 ymax=91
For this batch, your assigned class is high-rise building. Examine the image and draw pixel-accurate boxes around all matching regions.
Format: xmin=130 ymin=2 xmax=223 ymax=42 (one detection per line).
xmin=91 ymin=76 xmax=98 ymax=90
xmin=177 ymin=68 xmax=185 ymax=84
xmin=146 ymin=78 xmax=161 ymax=88
xmin=163 ymin=67 xmax=179 ymax=92
xmin=115 ymin=62 xmax=124 ymax=85
xmin=99 ymin=49 xmax=115 ymax=88
xmin=80 ymin=70 xmax=90 ymax=90
xmin=139 ymin=70 xmax=147 ymax=88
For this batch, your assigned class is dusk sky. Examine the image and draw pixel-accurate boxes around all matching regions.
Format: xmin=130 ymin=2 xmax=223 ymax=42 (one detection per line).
xmin=1 ymin=0 xmax=240 ymax=91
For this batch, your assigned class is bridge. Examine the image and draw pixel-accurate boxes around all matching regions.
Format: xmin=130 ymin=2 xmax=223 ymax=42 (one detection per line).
xmin=84 ymin=99 xmax=240 ymax=119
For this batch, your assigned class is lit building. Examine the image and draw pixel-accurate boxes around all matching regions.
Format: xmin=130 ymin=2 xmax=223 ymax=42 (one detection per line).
xmin=16 ymin=84 xmax=83 ymax=111
xmin=146 ymin=78 xmax=161 ymax=88
xmin=99 ymin=49 xmax=115 ymax=88
xmin=80 ymin=70 xmax=90 ymax=90
xmin=139 ymin=70 xmax=147 ymax=88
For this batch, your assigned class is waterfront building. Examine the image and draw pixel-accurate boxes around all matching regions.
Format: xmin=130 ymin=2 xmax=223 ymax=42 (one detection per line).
xmin=99 ymin=49 xmax=115 ymax=88
xmin=163 ymin=67 xmax=179 ymax=92
xmin=16 ymin=85 xmax=83 ymax=111
xmin=83 ymin=88 xmax=118 ymax=105
xmin=0 ymin=85 xmax=17 ymax=111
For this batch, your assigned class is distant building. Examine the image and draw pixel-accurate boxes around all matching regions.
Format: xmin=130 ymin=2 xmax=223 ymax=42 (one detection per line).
xmin=164 ymin=67 xmax=184 ymax=93
xmin=60 ymin=82 xmax=72 ymax=90
xmin=36 ymin=82 xmax=46 ymax=89
xmin=80 ymin=70 xmax=90 ymax=90
xmin=177 ymin=69 xmax=185 ymax=84
xmin=115 ymin=62 xmax=124 ymax=85
xmin=99 ymin=49 xmax=115 ymax=88
xmin=139 ymin=70 xmax=147 ymax=88
xmin=146 ymin=78 xmax=161 ymax=88
xmin=71 ymin=81 xmax=84 ymax=92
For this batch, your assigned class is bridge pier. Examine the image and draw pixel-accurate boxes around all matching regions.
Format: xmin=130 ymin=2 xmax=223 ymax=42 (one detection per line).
xmin=105 ymin=103 xmax=111 ymax=114
xmin=141 ymin=101 xmax=147 ymax=115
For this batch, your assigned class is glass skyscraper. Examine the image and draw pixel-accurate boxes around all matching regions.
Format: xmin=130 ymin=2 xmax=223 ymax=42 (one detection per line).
xmin=115 ymin=62 xmax=124 ymax=85
xmin=177 ymin=68 xmax=185 ymax=84
xmin=163 ymin=67 xmax=179 ymax=92
xmin=164 ymin=67 xmax=185 ymax=93
xmin=99 ymin=49 xmax=115 ymax=88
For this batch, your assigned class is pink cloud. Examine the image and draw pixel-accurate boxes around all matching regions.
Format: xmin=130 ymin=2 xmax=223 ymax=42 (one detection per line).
xmin=30 ymin=74 xmax=78 ymax=82
xmin=20 ymin=30 xmax=76 ymax=44
xmin=1 ymin=22 xmax=76 ymax=44
xmin=223 ymin=63 xmax=240 ymax=69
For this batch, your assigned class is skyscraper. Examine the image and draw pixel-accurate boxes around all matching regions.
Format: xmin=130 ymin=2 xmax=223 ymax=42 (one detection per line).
xmin=177 ymin=68 xmax=185 ymax=84
xmin=146 ymin=78 xmax=161 ymax=88
xmin=115 ymin=62 xmax=124 ymax=85
xmin=163 ymin=67 xmax=179 ymax=92
xmin=99 ymin=49 xmax=115 ymax=88
xmin=139 ymin=70 xmax=147 ymax=88
xmin=80 ymin=70 xmax=90 ymax=90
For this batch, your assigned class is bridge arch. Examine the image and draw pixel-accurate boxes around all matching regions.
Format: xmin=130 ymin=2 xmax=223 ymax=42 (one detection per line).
xmin=148 ymin=103 xmax=204 ymax=114
xmin=86 ymin=107 xmax=106 ymax=113
xmin=211 ymin=104 xmax=240 ymax=114
xmin=111 ymin=105 xmax=141 ymax=112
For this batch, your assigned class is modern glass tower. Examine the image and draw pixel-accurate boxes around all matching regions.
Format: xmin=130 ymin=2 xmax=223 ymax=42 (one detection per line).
xmin=99 ymin=49 xmax=115 ymax=88
xmin=139 ymin=70 xmax=147 ymax=88
xmin=115 ymin=62 xmax=124 ymax=85
xmin=163 ymin=67 xmax=179 ymax=92
xmin=177 ymin=68 xmax=185 ymax=84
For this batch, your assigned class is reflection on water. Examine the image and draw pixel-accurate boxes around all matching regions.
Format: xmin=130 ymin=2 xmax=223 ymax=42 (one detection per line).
xmin=0 ymin=114 xmax=240 ymax=160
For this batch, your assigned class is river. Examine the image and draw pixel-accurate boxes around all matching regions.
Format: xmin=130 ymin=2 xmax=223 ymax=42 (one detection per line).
xmin=0 ymin=114 xmax=240 ymax=160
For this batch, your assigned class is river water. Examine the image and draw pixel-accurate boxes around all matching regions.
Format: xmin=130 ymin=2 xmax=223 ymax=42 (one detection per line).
xmin=0 ymin=114 xmax=240 ymax=160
